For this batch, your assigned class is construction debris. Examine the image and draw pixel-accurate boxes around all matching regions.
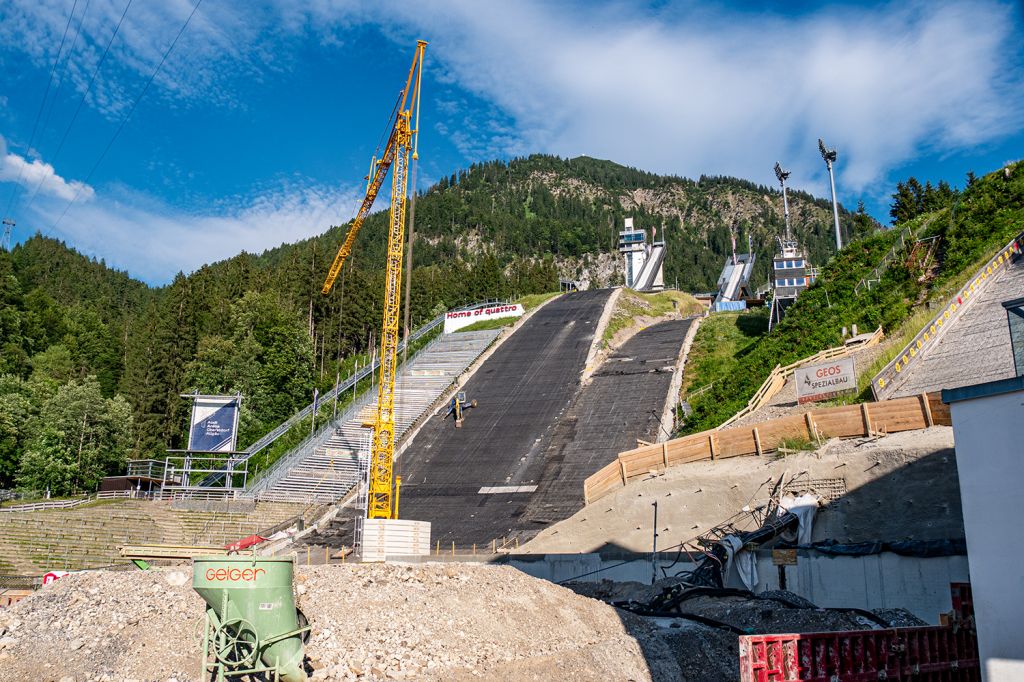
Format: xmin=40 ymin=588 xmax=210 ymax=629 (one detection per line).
xmin=0 ymin=564 xmax=678 ymax=681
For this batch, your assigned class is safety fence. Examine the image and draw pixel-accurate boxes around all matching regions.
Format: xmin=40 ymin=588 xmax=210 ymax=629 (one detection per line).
xmin=739 ymin=583 xmax=978 ymax=681
xmin=0 ymin=496 xmax=93 ymax=513
xmin=872 ymin=230 xmax=1024 ymax=400
xmin=584 ymin=392 xmax=950 ymax=505
xmin=719 ymin=326 xmax=884 ymax=429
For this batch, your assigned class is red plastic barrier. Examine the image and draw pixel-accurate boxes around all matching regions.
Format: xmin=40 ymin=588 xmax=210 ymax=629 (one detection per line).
xmin=739 ymin=583 xmax=979 ymax=681
xmin=739 ymin=626 xmax=980 ymax=681
xmin=950 ymin=583 xmax=974 ymax=627
xmin=224 ymin=534 xmax=267 ymax=552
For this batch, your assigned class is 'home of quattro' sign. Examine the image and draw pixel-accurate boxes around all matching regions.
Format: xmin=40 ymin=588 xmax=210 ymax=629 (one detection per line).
xmin=443 ymin=304 xmax=525 ymax=333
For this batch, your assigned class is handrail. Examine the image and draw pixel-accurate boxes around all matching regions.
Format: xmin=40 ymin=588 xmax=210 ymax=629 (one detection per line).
xmin=0 ymin=496 xmax=93 ymax=513
xmin=718 ymin=326 xmax=884 ymax=429
xmin=871 ymin=230 xmax=1024 ymax=400
xmin=854 ymin=217 xmax=936 ymax=295
xmin=232 ymin=299 xmax=509 ymax=461
xmin=240 ymin=314 xmax=445 ymax=458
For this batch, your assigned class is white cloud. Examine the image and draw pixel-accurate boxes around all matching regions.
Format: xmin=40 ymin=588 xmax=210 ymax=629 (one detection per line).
xmin=0 ymin=0 xmax=271 ymax=116
xmin=261 ymin=0 xmax=1023 ymax=195
xmin=0 ymin=135 xmax=94 ymax=201
xmin=25 ymin=181 xmax=362 ymax=284
xmin=6 ymin=0 xmax=1018 ymax=195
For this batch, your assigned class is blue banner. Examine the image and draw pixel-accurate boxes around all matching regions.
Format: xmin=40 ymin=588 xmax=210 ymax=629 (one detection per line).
xmin=188 ymin=396 xmax=240 ymax=452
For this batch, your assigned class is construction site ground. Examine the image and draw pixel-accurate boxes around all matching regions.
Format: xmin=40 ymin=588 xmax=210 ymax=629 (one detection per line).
xmin=522 ymin=426 xmax=963 ymax=554
xmin=0 ymin=562 xmax=929 ymax=682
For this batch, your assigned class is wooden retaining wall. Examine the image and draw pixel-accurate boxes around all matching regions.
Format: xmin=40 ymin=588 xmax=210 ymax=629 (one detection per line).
xmin=583 ymin=392 xmax=950 ymax=504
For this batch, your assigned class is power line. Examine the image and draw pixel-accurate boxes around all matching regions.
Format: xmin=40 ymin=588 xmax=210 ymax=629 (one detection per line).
xmin=21 ymin=0 xmax=134 ymax=215
xmin=38 ymin=0 xmax=95 ymax=151
xmin=48 ymin=0 xmax=205 ymax=236
xmin=3 ymin=0 xmax=80 ymax=219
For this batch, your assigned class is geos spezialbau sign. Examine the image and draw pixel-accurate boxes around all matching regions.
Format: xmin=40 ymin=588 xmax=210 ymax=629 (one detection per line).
xmin=795 ymin=357 xmax=857 ymax=404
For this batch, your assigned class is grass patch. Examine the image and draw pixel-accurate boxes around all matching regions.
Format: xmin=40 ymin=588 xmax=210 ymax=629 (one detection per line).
xmin=518 ymin=291 xmax=561 ymax=311
xmin=856 ymin=306 xmax=936 ymax=394
xmin=603 ymin=289 xmax=704 ymax=344
xmin=680 ymin=310 xmax=768 ymax=400
xmin=455 ymin=317 xmax=517 ymax=333
xmin=774 ymin=435 xmax=819 ymax=457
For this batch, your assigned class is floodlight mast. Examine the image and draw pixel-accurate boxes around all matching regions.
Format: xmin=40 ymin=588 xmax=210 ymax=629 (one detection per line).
xmin=818 ymin=138 xmax=843 ymax=251
xmin=774 ymin=163 xmax=792 ymax=241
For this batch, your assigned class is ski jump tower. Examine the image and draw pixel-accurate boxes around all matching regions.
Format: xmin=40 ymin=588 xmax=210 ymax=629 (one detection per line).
xmin=768 ymin=163 xmax=815 ymax=330
xmin=618 ymin=218 xmax=665 ymax=291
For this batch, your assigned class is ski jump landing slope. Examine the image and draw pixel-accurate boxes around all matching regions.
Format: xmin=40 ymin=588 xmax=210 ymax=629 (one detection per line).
xmin=398 ymin=289 xmax=695 ymax=546
xmin=397 ymin=289 xmax=611 ymax=545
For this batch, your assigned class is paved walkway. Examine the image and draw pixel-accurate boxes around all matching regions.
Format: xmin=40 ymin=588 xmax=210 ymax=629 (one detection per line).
xmin=891 ymin=256 xmax=1024 ymax=397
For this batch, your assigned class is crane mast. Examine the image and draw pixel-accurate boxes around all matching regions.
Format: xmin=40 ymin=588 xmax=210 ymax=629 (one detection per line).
xmin=321 ymin=40 xmax=427 ymax=520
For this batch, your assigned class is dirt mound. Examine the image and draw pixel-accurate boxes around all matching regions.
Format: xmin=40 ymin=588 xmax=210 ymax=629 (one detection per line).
xmin=0 ymin=564 xmax=680 ymax=682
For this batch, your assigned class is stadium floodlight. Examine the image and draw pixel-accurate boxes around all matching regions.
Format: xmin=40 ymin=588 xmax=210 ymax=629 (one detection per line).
xmin=774 ymin=163 xmax=792 ymax=241
xmin=818 ymin=138 xmax=843 ymax=251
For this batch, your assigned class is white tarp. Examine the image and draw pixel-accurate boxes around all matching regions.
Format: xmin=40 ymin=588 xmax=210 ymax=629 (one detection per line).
xmin=780 ymin=493 xmax=820 ymax=545
xmin=722 ymin=535 xmax=758 ymax=591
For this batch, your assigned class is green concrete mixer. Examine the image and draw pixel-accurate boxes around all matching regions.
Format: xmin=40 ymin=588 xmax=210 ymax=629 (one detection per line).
xmin=193 ymin=555 xmax=310 ymax=681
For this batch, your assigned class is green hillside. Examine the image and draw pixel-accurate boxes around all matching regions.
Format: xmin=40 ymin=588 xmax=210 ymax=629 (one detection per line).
xmin=682 ymin=161 xmax=1024 ymax=433
xmin=0 ymin=154 xmax=866 ymax=493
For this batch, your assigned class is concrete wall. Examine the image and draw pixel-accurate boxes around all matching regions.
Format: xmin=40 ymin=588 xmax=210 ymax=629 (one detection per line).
xmin=503 ymin=551 xmax=967 ymax=624
xmin=752 ymin=552 xmax=967 ymax=622
xmin=948 ymin=387 xmax=1024 ymax=682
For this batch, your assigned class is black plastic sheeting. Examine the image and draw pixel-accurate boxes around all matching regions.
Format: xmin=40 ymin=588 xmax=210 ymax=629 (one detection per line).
xmin=396 ymin=294 xmax=697 ymax=547
xmin=521 ymin=318 xmax=695 ymax=526
xmin=396 ymin=290 xmax=612 ymax=546
xmin=778 ymin=538 xmax=967 ymax=558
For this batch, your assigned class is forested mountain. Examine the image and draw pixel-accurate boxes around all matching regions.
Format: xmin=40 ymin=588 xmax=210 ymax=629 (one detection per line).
xmin=0 ymin=154 xmax=871 ymax=493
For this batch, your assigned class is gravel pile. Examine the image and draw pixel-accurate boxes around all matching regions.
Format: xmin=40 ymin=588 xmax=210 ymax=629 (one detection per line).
xmin=0 ymin=567 xmax=201 ymax=681
xmin=0 ymin=564 xmax=680 ymax=682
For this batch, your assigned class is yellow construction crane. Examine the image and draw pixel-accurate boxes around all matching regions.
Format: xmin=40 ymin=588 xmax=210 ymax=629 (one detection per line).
xmin=321 ymin=40 xmax=427 ymax=520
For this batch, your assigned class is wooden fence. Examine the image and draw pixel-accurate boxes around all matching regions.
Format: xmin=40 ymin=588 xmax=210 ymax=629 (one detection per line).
xmin=584 ymin=391 xmax=949 ymax=504
xmin=718 ymin=326 xmax=884 ymax=428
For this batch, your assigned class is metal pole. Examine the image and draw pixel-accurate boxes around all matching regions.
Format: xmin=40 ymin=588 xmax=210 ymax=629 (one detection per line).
xmin=333 ymin=370 xmax=340 ymax=419
xmin=781 ymin=182 xmax=791 ymax=241
xmin=651 ymin=501 xmax=659 ymax=585
xmin=827 ymin=161 xmax=842 ymax=251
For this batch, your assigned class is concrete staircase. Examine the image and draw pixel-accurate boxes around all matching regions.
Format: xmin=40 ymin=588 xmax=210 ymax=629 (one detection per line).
xmin=890 ymin=254 xmax=1024 ymax=397
xmin=0 ymin=500 xmax=309 ymax=575
xmin=245 ymin=330 xmax=500 ymax=503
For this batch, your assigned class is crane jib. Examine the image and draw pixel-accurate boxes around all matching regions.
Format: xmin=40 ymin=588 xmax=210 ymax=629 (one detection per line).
xmin=319 ymin=40 xmax=428 ymax=521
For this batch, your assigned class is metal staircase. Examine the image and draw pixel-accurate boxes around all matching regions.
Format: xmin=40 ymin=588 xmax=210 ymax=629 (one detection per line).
xmin=245 ymin=329 xmax=500 ymax=502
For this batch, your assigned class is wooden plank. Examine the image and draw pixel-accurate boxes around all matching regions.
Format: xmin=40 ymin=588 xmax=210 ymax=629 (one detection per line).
xmin=622 ymin=451 xmax=666 ymax=478
xmin=872 ymin=414 xmax=928 ymax=432
xmin=666 ymin=439 xmax=712 ymax=465
xmin=618 ymin=458 xmax=627 ymax=485
xmin=708 ymin=433 xmax=718 ymax=460
xmin=716 ymin=429 xmax=758 ymax=457
xmin=662 ymin=442 xmax=669 ymax=467
xmin=811 ymin=407 xmax=866 ymax=438
xmin=919 ymin=393 xmax=934 ymax=427
xmin=861 ymin=403 xmax=872 ymax=436
xmin=753 ymin=428 xmax=762 ymax=457
xmin=805 ymin=412 xmax=817 ymax=440
xmin=928 ymin=394 xmax=952 ymax=425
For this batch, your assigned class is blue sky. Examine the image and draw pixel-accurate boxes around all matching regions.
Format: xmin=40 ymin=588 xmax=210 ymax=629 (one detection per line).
xmin=1 ymin=0 xmax=1021 ymax=284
